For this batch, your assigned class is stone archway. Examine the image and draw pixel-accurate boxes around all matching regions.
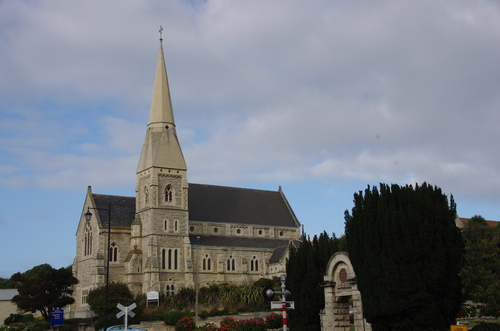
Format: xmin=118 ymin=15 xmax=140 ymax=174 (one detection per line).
xmin=320 ymin=252 xmax=371 ymax=331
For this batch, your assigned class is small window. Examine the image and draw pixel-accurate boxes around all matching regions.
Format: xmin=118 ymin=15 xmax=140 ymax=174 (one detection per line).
xmin=144 ymin=186 xmax=149 ymax=204
xmin=190 ymin=226 xmax=195 ymax=232
xmin=251 ymin=256 xmax=259 ymax=271
xmin=236 ymin=229 xmax=241 ymax=234
xmin=109 ymin=243 xmax=118 ymax=262
xmin=227 ymin=255 xmax=235 ymax=271
xmin=279 ymin=231 xmax=284 ymax=237
xmin=214 ymin=227 xmax=218 ymax=233
xmin=165 ymin=185 xmax=173 ymax=203
xmin=203 ymin=255 xmax=211 ymax=271
xmin=258 ymin=230 xmax=263 ymax=235
xmin=84 ymin=224 xmax=92 ymax=256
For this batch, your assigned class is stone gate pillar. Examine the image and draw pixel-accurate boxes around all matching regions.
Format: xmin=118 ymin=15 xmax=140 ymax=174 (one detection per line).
xmin=321 ymin=252 xmax=371 ymax=331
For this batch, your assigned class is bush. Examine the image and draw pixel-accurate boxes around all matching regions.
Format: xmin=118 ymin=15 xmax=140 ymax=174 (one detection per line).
xmin=0 ymin=320 xmax=49 ymax=331
xmin=4 ymin=314 xmax=24 ymax=325
xmin=197 ymin=322 xmax=218 ymax=330
xmin=165 ymin=311 xmax=192 ymax=326
xmin=459 ymin=304 xmax=477 ymax=318
xmin=174 ymin=317 xmax=195 ymax=331
xmin=265 ymin=313 xmax=282 ymax=329
xmin=220 ymin=317 xmax=240 ymax=331
xmin=471 ymin=322 xmax=500 ymax=331
xmin=199 ymin=310 xmax=209 ymax=319
xmin=480 ymin=304 xmax=500 ymax=318
xmin=238 ymin=317 xmax=267 ymax=331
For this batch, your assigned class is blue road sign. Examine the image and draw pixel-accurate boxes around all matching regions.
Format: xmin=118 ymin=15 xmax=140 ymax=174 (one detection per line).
xmin=50 ymin=307 xmax=64 ymax=325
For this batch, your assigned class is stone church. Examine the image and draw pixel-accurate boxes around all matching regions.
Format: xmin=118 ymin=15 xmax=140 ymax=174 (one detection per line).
xmin=68 ymin=38 xmax=302 ymax=318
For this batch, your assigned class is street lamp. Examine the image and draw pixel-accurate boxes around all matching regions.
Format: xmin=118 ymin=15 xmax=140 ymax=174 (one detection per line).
xmin=85 ymin=203 xmax=111 ymax=330
xmin=194 ymin=236 xmax=200 ymax=325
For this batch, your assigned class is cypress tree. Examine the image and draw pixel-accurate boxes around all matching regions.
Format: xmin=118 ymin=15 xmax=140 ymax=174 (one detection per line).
xmin=345 ymin=183 xmax=463 ymax=331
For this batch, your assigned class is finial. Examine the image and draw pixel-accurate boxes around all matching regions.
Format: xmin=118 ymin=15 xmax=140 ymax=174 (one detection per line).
xmin=159 ymin=25 xmax=163 ymax=41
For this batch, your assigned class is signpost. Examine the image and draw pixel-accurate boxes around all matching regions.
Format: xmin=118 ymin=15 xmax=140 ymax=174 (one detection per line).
xmin=264 ymin=274 xmax=293 ymax=331
xmin=116 ymin=303 xmax=136 ymax=330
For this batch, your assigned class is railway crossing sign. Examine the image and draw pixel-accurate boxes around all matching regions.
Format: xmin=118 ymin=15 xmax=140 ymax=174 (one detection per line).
xmin=116 ymin=302 xmax=137 ymax=330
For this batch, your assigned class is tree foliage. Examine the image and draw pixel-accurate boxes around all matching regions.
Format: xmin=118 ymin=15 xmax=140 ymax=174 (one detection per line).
xmin=87 ymin=282 xmax=135 ymax=317
xmin=0 ymin=277 xmax=20 ymax=289
xmin=87 ymin=283 xmax=136 ymax=330
xmin=460 ymin=215 xmax=500 ymax=308
xmin=286 ymin=232 xmax=343 ymax=331
xmin=10 ymin=263 xmax=78 ymax=321
xmin=344 ymin=183 xmax=464 ymax=331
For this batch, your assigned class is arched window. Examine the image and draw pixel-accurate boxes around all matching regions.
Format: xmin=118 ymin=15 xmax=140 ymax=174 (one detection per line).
xmin=165 ymin=185 xmax=173 ymax=203
xmin=174 ymin=249 xmax=178 ymax=269
xmin=227 ymin=255 xmax=235 ymax=271
xmin=162 ymin=249 xmax=178 ymax=270
xmin=84 ymin=224 xmax=92 ymax=256
xmin=166 ymin=284 xmax=175 ymax=296
xmin=168 ymin=249 xmax=172 ymax=269
xmin=203 ymin=255 xmax=211 ymax=271
xmin=144 ymin=186 xmax=149 ymax=204
xmin=251 ymin=256 xmax=258 ymax=271
xmin=109 ymin=243 xmax=118 ymax=262
xmin=162 ymin=249 xmax=166 ymax=269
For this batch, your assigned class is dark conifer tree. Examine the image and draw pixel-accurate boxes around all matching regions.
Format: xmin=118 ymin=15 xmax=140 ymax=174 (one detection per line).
xmin=345 ymin=183 xmax=464 ymax=331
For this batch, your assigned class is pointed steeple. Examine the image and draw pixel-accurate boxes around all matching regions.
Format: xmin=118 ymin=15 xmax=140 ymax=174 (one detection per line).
xmin=137 ymin=37 xmax=187 ymax=173
xmin=148 ymin=38 xmax=175 ymax=127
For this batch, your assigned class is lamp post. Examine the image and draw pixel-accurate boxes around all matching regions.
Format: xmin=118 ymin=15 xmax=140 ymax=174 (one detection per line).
xmin=194 ymin=236 xmax=200 ymax=325
xmin=85 ymin=203 xmax=111 ymax=331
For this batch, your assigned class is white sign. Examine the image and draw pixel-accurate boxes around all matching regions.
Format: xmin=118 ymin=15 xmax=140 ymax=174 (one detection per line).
xmin=271 ymin=301 xmax=295 ymax=310
xmin=147 ymin=291 xmax=159 ymax=301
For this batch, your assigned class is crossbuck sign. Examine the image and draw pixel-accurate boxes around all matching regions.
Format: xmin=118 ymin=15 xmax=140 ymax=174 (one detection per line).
xmin=116 ymin=303 xmax=137 ymax=330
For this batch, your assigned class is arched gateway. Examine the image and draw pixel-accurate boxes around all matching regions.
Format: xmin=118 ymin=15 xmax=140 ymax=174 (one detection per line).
xmin=320 ymin=252 xmax=371 ymax=331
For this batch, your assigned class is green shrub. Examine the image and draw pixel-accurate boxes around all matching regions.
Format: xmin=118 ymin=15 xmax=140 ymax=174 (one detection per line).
xmin=4 ymin=314 xmax=24 ymax=325
xmin=238 ymin=317 xmax=267 ymax=331
xmin=265 ymin=313 xmax=282 ymax=329
xmin=471 ymin=322 xmax=500 ymax=331
xmin=0 ymin=319 xmax=49 ymax=331
xmin=479 ymin=304 xmax=500 ymax=318
xmin=459 ymin=304 xmax=477 ymax=318
xmin=199 ymin=310 xmax=209 ymax=319
xmin=165 ymin=311 xmax=192 ymax=326
xmin=174 ymin=317 xmax=194 ymax=331
xmin=197 ymin=322 xmax=218 ymax=330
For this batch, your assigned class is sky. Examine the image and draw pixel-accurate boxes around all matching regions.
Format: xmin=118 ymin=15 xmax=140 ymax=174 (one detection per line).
xmin=1 ymin=0 xmax=500 ymax=278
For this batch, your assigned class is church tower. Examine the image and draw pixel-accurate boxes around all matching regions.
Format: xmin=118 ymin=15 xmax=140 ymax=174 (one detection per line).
xmin=134 ymin=35 xmax=190 ymax=293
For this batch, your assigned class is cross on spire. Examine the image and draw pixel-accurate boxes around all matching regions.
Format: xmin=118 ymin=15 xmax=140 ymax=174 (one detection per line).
xmin=159 ymin=26 xmax=163 ymax=41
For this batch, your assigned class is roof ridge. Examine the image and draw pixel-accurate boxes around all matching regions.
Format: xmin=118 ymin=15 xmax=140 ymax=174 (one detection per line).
xmin=93 ymin=193 xmax=135 ymax=199
xmin=189 ymin=182 xmax=279 ymax=193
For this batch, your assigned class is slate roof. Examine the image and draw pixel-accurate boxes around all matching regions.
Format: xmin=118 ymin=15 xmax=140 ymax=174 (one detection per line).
xmin=189 ymin=234 xmax=294 ymax=249
xmin=189 ymin=183 xmax=299 ymax=227
xmin=92 ymin=183 xmax=300 ymax=229
xmin=0 ymin=289 xmax=18 ymax=301
xmin=92 ymin=194 xmax=136 ymax=227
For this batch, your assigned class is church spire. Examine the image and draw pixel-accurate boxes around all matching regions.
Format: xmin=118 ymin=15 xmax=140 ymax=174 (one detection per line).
xmin=137 ymin=32 xmax=187 ymax=173
xmin=148 ymin=29 xmax=175 ymax=127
